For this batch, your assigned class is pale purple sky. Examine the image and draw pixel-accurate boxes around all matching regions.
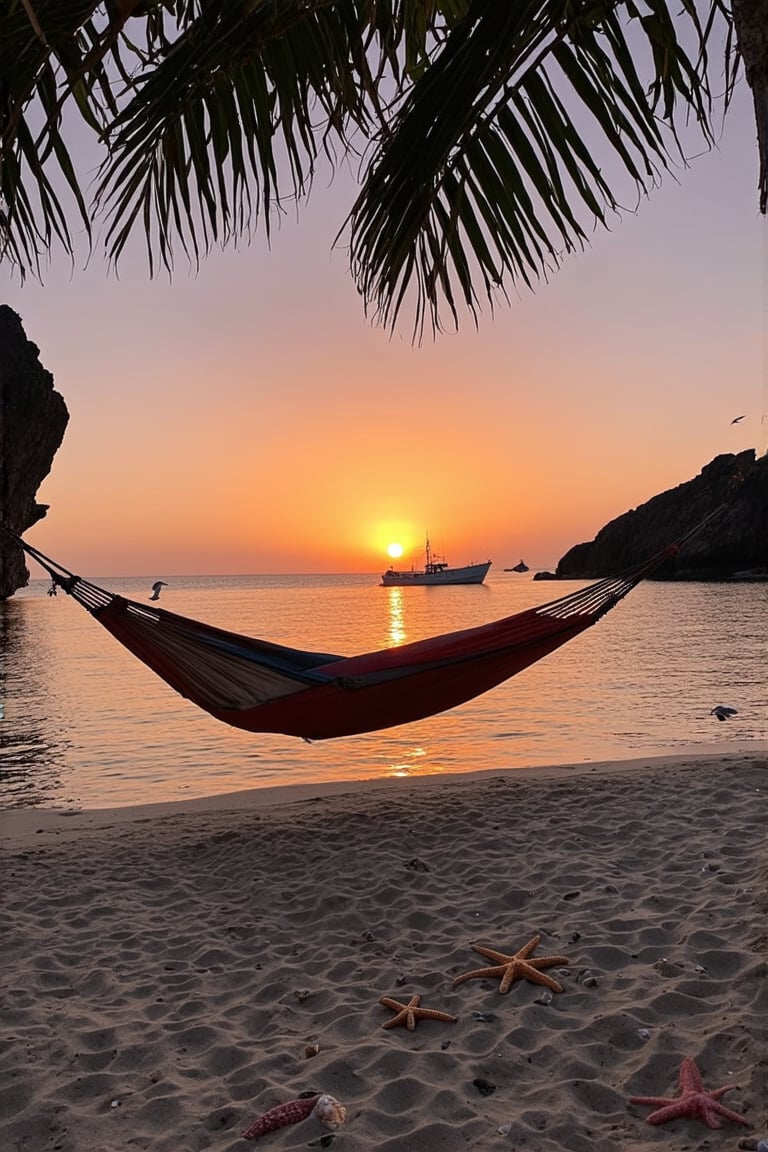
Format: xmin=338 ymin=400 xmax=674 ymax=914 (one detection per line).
xmin=2 ymin=80 xmax=765 ymax=575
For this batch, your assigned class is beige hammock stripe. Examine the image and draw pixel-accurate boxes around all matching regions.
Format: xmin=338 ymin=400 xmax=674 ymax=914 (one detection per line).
xmin=101 ymin=604 xmax=312 ymax=710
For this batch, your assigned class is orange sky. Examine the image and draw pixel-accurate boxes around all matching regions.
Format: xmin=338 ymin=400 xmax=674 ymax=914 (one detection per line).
xmin=2 ymin=87 xmax=765 ymax=578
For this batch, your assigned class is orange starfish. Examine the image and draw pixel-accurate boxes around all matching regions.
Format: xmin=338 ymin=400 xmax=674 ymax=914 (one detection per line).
xmin=452 ymin=933 xmax=570 ymax=993
xmin=630 ymin=1056 xmax=750 ymax=1129
xmin=380 ymin=993 xmax=458 ymax=1031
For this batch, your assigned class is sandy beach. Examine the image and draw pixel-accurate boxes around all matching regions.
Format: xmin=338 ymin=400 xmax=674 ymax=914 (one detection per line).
xmin=1 ymin=752 xmax=766 ymax=1152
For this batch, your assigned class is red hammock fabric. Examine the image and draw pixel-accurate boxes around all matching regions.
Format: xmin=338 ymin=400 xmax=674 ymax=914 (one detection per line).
xmin=98 ymin=593 xmax=597 ymax=738
xmin=13 ymin=535 xmax=678 ymax=740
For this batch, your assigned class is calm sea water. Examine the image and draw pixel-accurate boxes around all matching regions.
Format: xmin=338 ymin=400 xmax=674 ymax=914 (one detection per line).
xmin=1 ymin=572 xmax=765 ymax=809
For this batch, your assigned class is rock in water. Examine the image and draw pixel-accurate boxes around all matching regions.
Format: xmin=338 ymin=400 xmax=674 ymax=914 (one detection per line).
xmin=0 ymin=306 xmax=69 ymax=599
xmin=554 ymin=450 xmax=767 ymax=581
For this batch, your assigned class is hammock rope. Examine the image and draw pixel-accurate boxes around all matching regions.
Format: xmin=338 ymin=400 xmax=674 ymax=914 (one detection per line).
xmin=1 ymin=510 xmax=722 ymax=741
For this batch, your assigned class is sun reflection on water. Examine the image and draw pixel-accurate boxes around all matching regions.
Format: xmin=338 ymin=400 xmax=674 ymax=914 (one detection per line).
xmin=387 ymin=746 xmax=430 ymax=778
xmin=386 ymin=587 xmax=406 ymax=646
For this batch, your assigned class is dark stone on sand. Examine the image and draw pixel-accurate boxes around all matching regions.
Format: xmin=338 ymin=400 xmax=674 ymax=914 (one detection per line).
xmin=473 ymin=1078 xmax=496 ymax=1096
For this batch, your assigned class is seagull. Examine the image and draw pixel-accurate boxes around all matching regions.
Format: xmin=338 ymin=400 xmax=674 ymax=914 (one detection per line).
xmin=730 ymin=415 xmax=746 ymax=424
xmin=149 ymin=581 xmax=168 ymax=601
xmin=710 ymin=705 xmax=738 ymax=721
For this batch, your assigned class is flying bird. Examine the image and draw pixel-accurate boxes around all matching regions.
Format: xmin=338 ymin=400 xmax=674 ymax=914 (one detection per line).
xmin=710 ymin=705 xmax=738 ymax=721
xmin=149 ymin=581 xmax=168 ymax=601
xmin=730 ymin=415 xmax=745 ymax=424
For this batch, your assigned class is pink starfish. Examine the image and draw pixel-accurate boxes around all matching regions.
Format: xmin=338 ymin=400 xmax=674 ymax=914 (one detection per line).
xmin=630 ymin=1056 xmax=750 ymax=1129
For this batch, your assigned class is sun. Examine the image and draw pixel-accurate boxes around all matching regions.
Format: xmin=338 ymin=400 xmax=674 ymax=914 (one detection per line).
xmin=387 ymin=542 xmax=404 ymax=559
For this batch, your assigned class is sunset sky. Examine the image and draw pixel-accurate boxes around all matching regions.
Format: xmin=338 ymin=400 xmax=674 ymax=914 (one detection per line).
xmin=2 ymin=84 xmax=765 ymax=577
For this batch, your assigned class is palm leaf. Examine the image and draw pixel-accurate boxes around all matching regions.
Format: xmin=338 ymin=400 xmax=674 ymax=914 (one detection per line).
xmin=0 ymin=0 xmax=158 ymax=274
xmin=94 ymin=1 xmax=380 ymax=269
xmin=0 ymin=0 xmax=746 ymax=340
xmin=347 ymin=0 xmax=735 ymax=336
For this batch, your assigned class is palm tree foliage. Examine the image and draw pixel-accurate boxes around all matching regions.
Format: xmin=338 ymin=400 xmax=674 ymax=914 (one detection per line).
xmin=0 ymin=0 xmax=753 ymax=335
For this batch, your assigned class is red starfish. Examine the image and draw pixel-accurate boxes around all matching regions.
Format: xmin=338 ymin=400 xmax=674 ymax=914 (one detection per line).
xmin=630 ymin=1056 xmax=750 ymax=1129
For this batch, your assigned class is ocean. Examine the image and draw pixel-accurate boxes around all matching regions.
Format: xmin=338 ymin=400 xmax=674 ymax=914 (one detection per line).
xmin=1 ymin=571 xmax=765 ymax=809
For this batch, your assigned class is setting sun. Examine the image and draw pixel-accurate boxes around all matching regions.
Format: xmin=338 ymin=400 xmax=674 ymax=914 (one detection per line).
xmin=386 ymin=542 xmax=404 ymax=559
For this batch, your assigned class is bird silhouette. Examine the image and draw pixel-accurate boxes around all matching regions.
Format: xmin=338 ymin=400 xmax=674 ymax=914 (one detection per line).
xmin=710 ymin=705 xmax=738 ymax=721
xmin=730 ymin=415 xmax=745 ymax=424
xmin=149 ymin=581 xmax=168 ymax=601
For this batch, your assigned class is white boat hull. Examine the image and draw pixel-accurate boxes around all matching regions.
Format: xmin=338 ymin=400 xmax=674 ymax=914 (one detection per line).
xmin=381 ymin=560 xmax=491 ymax=587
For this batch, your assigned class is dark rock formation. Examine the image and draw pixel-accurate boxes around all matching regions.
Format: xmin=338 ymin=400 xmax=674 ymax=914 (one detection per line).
xmin=0 ymin=306 xmax=69 ymax=599
xmin=555 ymin=450 xmax=768 ymax=580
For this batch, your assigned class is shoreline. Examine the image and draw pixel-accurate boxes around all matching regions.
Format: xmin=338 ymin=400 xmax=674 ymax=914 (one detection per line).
xmin=2 ymin=751 xmax=766 ymax=1152
xmin=1 ymin=748 xmax=763 ymax=851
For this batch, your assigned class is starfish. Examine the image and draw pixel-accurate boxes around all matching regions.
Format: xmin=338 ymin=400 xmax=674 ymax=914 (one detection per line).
xmin=452 ymin=933 xmax=570 ymax=994
xmin=630 ymin=1056 xmax=750 ymax=1129
xmin=379 ymin=993 xmax=458 ymax=1031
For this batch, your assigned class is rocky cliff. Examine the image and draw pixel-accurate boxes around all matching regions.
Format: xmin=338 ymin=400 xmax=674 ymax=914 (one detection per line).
xmin=554 ymin=450 xmax=768 ymax=580
xmin=0 ymin=306 xmax=69 ymax=599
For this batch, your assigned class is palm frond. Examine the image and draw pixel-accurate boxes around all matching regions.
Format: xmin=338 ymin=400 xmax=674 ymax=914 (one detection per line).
xmin=94 ymin=1 xmax=374 ymax=270
xmin=0 ymin=0 xmax=747 ymax=339
xmin=0 ymin=0 xmax=152 ymax=274
xmin=347 ymin=0 xmax=735 ymax=337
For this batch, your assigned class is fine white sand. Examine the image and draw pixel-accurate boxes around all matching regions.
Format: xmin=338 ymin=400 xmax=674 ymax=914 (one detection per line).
xmin=1 ymin=753 xmax=766 ymax=1151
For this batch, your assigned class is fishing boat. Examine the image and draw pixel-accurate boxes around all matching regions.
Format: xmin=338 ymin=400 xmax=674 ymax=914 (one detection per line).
xmin=381 ymin=538 xmax=491 ymax=587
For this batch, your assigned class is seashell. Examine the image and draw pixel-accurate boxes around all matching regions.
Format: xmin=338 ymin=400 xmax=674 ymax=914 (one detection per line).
xmin=242 ymin=1094 xmax=345 ymax=1140
xmin=242 ymin=1096 xmax=319 ymax=1140
xmin=314 ymin=1094 xmax=346 ymax=1130
xmin=304 ymin=1043 xmax=320 ymax=1059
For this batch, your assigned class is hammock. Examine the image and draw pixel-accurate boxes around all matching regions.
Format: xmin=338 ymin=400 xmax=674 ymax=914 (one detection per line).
xmin=5 ymin=529 xmax=687 ymax=741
